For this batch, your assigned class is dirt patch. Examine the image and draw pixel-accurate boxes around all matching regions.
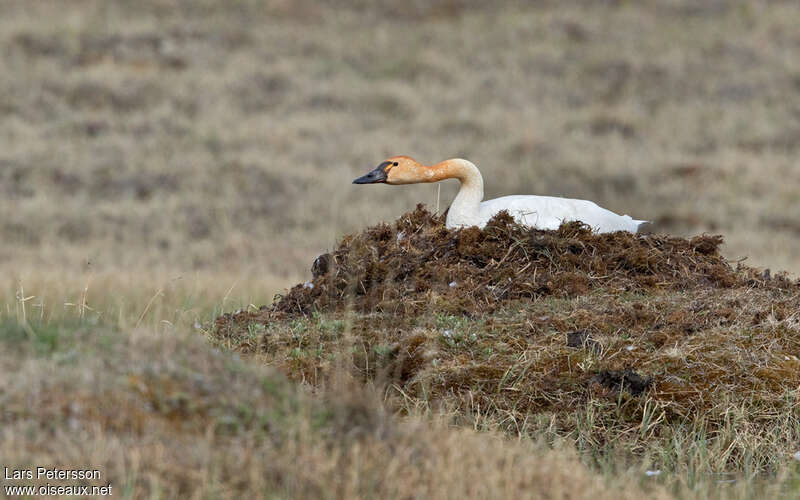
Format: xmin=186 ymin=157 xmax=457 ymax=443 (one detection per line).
xmin=590 ymin=368 xmax=652 ymax=396
xmin=566 ymin=330 xmax=601 ymax=352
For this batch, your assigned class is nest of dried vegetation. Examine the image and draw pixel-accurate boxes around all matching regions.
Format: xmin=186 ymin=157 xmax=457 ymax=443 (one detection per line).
xmin=215 ymin=206 xmax=800 ymax=464
xmin=273 ymin=205 xmax=746 ymax=316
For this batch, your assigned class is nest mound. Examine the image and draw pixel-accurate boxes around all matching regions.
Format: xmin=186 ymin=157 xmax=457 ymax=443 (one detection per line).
xmin=213 ymin=206 xmax=800 ymax=463
xmin=268 ymin=205 xmax=741 ymax=318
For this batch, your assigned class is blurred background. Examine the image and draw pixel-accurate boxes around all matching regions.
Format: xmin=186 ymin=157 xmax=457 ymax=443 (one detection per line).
xmin=3 ymin=0 xmax=799 ymax=300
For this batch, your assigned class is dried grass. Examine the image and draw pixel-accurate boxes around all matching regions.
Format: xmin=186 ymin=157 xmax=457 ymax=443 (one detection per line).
xmin=0 ymin=322 xmax=673 ymax=500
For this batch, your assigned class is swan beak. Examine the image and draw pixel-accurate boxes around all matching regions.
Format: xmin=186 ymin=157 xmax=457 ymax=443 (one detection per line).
xmin=353 ymin=165 xmax=388 ymax=184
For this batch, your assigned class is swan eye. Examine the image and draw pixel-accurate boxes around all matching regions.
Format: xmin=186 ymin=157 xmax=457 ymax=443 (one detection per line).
xmin=393 ymin=162 xmax=398 ymax=166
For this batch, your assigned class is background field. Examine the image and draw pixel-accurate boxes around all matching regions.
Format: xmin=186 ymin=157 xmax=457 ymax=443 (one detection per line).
xmin=3 ymin=0 xmax=800 ymax=293
xmin=2 ymin=0 xmax=800 ymax=498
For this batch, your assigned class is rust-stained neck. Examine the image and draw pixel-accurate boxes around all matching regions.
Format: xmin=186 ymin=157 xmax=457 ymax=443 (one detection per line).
xmin=376 ymin=156 xmax=485 ymax=227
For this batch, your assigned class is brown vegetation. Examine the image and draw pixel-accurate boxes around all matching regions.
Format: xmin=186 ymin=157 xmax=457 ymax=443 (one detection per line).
xmin=215 ymin=209 xmax=800 ymax=475
xmin=263 ymin=206 xmax=739 ymax=316
xmin=1 ymin=322 xmax=676 ymax=499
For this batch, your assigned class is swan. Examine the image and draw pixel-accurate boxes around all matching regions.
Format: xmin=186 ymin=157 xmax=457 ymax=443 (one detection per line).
xmin=353 ymin=156 xmax=648 ymax=233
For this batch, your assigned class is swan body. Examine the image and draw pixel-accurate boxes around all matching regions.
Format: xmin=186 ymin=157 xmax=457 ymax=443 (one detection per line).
xmin=354 ymin=156 xmax=647 ymax=233
xmin=468 ymin=195 xmax=645 ymax=233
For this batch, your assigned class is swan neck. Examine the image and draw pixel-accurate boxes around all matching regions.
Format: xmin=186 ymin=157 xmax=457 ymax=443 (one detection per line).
xmin=436 ymin=159 xmax=483 ymax=227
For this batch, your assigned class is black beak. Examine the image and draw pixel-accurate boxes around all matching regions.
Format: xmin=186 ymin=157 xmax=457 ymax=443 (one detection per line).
xmin=353 ymin=164 xmax=388 ymax=184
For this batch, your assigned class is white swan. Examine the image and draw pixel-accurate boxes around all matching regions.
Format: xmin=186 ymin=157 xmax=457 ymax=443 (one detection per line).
xmin=353 ymin=156 xmax=648 ymax=233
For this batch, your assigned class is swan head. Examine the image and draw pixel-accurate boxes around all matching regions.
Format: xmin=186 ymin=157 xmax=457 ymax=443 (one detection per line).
xmin=353 ymin=156 xmax=426 ymax=185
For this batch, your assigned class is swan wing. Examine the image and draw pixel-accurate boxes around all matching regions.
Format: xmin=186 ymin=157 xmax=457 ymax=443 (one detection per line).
xmin=479 ymin=195 xmax=645 ymax=233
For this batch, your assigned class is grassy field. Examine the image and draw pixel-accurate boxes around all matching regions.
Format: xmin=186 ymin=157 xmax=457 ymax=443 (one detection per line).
xmin=2 ymin=316 xmax=687 ymax=499
xmin=2 ymin=0 xmax=800 ymax=498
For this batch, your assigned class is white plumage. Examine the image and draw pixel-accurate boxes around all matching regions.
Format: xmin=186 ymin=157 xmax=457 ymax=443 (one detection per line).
xmin=472 ymin=195 xmax=646 ymax=233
